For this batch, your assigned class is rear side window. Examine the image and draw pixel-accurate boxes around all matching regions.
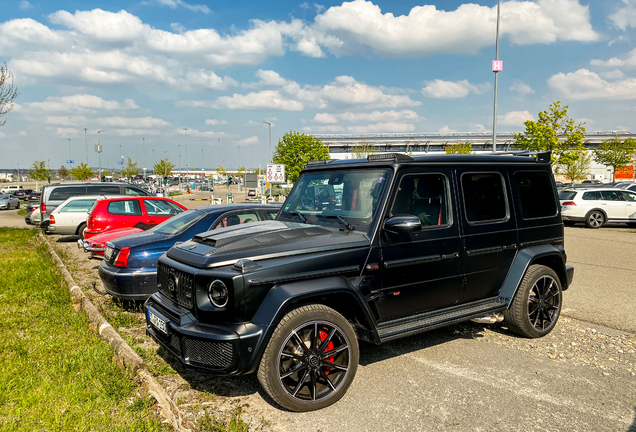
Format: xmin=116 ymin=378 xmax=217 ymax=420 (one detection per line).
xmin=143 ymin=199 xmax=184 ymax=216
xmin=513 ymin=171 xmax=557 ymax=219
xmin=125 ymin=187 xmax=146 ymax=196
xmin=558 ymin=191 xmax=577 ymax=200
xmin=59 ymin=199 xmax=96 ymax=213
xmin=214 ymin=212 xmax=260 ymax=229
xmin=107 ymin=200 xmax=142 ymax=216
xmin=49 ymin=186 xmax=86 ymax=201
xmin=90 ymin=185 xmax=120 ymax=195
xmin=461 ymin=172 xmax=507 ymax=223
xmin=582 ymin=191 xmax=600 ymax=200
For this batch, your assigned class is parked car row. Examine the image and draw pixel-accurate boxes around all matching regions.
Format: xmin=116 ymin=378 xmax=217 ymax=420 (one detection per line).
xmin=559 ymin=187 xmax=636 ymax=228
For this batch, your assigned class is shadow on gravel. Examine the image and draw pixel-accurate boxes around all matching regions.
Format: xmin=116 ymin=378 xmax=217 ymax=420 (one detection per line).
xmin=56 ymin=234 xmax=80 ymax=243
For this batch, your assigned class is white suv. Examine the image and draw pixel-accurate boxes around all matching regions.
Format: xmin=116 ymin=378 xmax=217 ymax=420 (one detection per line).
xmin=559 ymin=187 xmax=636 ymax=228
xmin=1 ymin=185 xmax=24 ymax=194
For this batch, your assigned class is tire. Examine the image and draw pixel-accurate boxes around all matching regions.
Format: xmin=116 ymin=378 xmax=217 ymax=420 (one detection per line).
xmin=257 ymin=304 xmax=359 ymax=412
xmin=562 ymin=220 xmax=575 ymax=227
xmin=585 ymin=210 xmax=605 ymax=229
xmin=77 ymin=223 xmax=86 ymax=240
xmin=504 ymin=265 xmax=562 ymax=338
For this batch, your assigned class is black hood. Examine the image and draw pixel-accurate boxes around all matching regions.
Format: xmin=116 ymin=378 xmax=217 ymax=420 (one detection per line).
xmin=166 ymin=220 xmax=369 ymax=268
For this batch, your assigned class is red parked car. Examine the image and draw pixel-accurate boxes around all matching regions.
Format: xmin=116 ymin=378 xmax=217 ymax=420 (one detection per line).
xmin=79 ymin=227 xmax=143 ymax=258
xmin=83 ymin=196 xmax=187 ymax=240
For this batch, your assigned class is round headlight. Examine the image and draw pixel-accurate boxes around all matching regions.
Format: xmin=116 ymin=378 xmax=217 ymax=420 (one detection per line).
xmin=208 ymin=280 xmax=228 ymax=308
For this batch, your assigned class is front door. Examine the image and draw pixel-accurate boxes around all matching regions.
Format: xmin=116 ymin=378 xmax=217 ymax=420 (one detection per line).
xmin=378 ymin=169 xmax=462 ymax=321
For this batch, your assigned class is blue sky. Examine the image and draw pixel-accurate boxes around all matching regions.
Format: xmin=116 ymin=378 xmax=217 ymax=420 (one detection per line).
xmin=1 ymin=0 xmax=636 ymax=171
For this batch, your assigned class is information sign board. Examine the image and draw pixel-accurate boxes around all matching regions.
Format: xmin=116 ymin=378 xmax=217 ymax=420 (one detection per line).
xmin=266 ymin=164 xmax=286 ymax=184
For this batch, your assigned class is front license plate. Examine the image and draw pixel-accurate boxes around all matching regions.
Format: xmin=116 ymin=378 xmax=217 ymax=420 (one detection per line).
xmin=104 ymin=246 xmax=114 ymax=261
xmin=148 ymin=311 xmax=169 ymax=335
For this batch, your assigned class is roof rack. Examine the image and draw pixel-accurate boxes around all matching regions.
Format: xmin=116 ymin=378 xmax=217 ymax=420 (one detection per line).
xmin=306 ymin=159 xmax=334 ymax=166
xmin=496 ymin=151 xmax=551 ymax=163
xmin=367 ymin=153 xmax=414 ymax=162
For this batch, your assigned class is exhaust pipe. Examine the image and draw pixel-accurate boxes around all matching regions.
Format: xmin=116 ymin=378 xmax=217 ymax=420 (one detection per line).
xmin=471 ymin=313 xmax=504 ymax=324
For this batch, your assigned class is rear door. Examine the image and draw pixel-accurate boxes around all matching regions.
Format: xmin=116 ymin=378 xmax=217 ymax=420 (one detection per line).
xmin=456 ymin=168 xmax=517 ymax=304
xmin=378 ymin=169 xmax=462 ymax=320
xmin=599 ymin=190 xmax=626 ymax=220
xmin=620 ymin=190 xmax=636 ymax=221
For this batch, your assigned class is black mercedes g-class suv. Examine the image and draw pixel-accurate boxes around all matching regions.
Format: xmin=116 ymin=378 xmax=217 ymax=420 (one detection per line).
xmin=144 ymin=152 xmax=574 ymax=411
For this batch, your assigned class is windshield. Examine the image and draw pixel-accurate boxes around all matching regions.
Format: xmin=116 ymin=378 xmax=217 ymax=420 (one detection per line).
xmin=150 ymin=209 xmax=205 ymax=235
xmin=280 ymin=168 xmax=390 ymax=230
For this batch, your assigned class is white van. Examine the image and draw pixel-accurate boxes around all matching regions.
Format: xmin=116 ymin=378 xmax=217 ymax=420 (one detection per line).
xmin=1 ymin=185 xmax=24 ymax=194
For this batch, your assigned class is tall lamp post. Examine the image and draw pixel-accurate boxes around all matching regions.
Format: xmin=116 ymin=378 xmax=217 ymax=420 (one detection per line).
xmin=68 ymin=138 xmax=74 ymax=180
xmin=84 ymin=128 xmax=89 ymax=164
xmin=263 ymin=121 xmax=272 ymax=163
xmin=492 ymin=0 xmax=502 ymax=153
xmin=183 ymin=128 xmax=188 ymax=174
xmin=178 ymin=144 xmax=182 ymax=191
xmin=97 ymin=130 xmax=105 ymax=180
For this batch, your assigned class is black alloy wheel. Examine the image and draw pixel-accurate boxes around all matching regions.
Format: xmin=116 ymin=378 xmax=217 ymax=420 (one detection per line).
xmin=258 ymin=304 xmax=359 ymax=412
xmin=504 ymin=265 xmax=562 ymax=338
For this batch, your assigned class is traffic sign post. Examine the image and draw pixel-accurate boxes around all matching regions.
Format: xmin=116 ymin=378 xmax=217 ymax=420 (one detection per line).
xmin=266 ymin=164 xmax=285 ymax=200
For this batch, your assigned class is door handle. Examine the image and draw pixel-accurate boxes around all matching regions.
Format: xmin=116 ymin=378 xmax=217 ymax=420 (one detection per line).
xmin=441 ymin=252 xmax=459 ymax=260
xmin=146 ymin=220 xmax=156 ymax=223
xmin=503 ymin=244 xmax=518 ymax=250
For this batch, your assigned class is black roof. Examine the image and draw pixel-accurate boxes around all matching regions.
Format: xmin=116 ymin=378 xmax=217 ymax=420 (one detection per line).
xmin=190 ymin=203 xmax=280 ymax=214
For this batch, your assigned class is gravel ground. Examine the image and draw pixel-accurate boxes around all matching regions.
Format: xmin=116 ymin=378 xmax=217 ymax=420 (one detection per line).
xmin=47 ymin=235 xmax=636 ymax=431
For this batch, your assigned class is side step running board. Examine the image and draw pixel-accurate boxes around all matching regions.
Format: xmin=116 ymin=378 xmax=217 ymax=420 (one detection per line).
xmin=377 ymin=297 xmax=505 ymax=342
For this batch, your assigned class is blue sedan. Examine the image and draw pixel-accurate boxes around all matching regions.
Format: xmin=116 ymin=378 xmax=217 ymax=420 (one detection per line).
xmin=98 ymin=204 xmax=279 ymax=300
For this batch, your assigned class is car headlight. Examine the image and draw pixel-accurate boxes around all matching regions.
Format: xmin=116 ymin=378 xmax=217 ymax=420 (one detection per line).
xmin=208 ymin=280 xmax=228 ymax=308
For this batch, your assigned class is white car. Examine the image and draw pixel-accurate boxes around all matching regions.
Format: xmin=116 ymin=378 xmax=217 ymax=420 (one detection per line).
xmin=559 ymin=187 xmax=636 ymax=228
xmin=46 ymin=195 xmax=123 ymax=238
xmin=1 ymin=185 xmax=24 ymax=194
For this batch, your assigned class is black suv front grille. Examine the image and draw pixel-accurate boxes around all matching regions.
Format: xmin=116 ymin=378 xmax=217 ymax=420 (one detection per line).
xmin=184 ymin=338 xmax=232 ymax=368
xmin=157 ymin=262 xmax=195 ymax=308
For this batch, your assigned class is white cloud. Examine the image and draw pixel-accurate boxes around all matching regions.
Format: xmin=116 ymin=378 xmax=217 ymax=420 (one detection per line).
xmin=313 ymin=113 xmax=338 ymax=123
xmin=96 ymin=117 xmax=170 ymax=128
xmin=347 ymin=122 xmax=415 ymax=133
xmin=438 ymin=126 xmax=457 ymax=133
xmin=600 ymin=70 xmax=626 ymax=79
xmin=56 ymin=128 xmax=79 ymax=136
xmin=422 ymin=79 xmax=491 ymax=99
xmin=110 ymin=129 xmax=162 ymax=136
xmin=609 ymin=0 xmax=636 ymax=30
xmin=212 ymin=91 xmax=305 ymax=111
xmin=46 ymin=116 xmax=86 ymax=126
xmin=205 ymin=119 xmax=228 ymax=126
xmin=151 ymin=0 xmax=211 ymax=14
xmin=548 ymin=68 xmax=636 ymax=100
xmin=590 ymin=48 xmax=636 ymax=68
xmin=238 ymin=136 xmax=259 ymax=145
xmin=49 ymin=9 xmax=145 ymax=42
xmin=302 ymin=125 xmax=346 ymax=133
xmin=510 ymin=80 xmax=535 ymax=94
xmin=313 ymin=109 xmax=419 ymax=124
xmin=498 ymin=110 xmax=534 ymax=125
xmin=19 ymin=1 xmax=32 ymax=10
xmin=26 ymin=94 xmax=139 ymax=112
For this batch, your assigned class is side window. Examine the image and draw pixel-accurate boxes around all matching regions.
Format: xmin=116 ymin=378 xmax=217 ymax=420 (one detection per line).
xmin=107 ymin=200 xmax=142 ymax=216
xmin=389 ymin=174 xmax=450 ymax=227
xmin=461 ymin=172 xmax=507 ymax=223
xmin=143 ymin=200 xmax=184 ymax=216
xmin=620 ymin=191 xmax=636 ymax=201
xmin=513 ymin=171 xmax=557 ymax=219
xmin=49 ymin=186 xmax=86 ymax=201
xmin=91 ymin=185 xmax=120 ymax=195
xmin=60 ymin=199 xmax=96 ymax=212
xmin=582 ymin=191 xmax=599 ymax=200
xmin=600 ymin=190 xmax=622 ymax=201
xmin=213 ymin=212 xmax=260 ymax=229
xmin=125 ymin=187 xmax=145 ymax=196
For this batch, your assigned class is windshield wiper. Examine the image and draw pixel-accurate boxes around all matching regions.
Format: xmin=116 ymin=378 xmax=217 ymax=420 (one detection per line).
xmin=320 ymin=215 xmax=354 ymax=231
xmin=286 ymin=211 xmax=310 ymax=224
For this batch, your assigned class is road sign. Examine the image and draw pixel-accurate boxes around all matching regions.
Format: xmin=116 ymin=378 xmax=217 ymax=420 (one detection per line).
xmin=266 ymin=164 xmax=285 ymax=184
xmin=66 ymin=160 xmax=74 ymax=164
xmin=118 ymin=161 xmax=124 ymax=165
xmin=492 ymin=60 xmax=503 ymax=72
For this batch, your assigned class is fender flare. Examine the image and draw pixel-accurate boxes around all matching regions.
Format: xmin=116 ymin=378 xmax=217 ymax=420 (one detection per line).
xmin=243 ymin=275 xmax=376 ymax=373
xmin=498 ymin=244 xmax=570 ymax=307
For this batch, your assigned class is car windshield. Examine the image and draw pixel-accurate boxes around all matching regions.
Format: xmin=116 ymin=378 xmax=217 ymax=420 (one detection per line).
xmin=280 ymin=168 xmax=390 ymax=230
xmin=0 ymin=194 xmax=12 ymax=199
xmin=150 ymin=209 xmax=205 ymax=235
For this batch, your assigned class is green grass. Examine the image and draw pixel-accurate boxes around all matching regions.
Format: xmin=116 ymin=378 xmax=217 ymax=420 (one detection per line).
xmin=0 ymin=228 xmax=167 ymax=432
xmin=17 ymin=209 xmax=26 ymax=216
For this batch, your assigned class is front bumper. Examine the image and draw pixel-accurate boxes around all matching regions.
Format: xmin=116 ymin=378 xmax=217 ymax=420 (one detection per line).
xmin=77 ymin=239 xmax=106 ymax=255
xmin=144 ymin=294 xmax=267 ymax=375
xmin=99 ymin=261 xmax=158 ymax=301
xmin=565 ymin=264 xmax=574 ymax=288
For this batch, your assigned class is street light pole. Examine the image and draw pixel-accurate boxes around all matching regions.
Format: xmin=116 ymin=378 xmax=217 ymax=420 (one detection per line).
xmin=142 ymin=137 xmax=146 ymax=169
xmin=492 ymin=0 xmax=502 ymax=153
xmin=84 ymin=128 xmax=88 ymax=165
xmin=178 ymin=144 xmax=182 ymax=191
xmin=263 ymin=121 xmax=272 ymax=163
xmin=97 ymin=130 xmax=105 ymax=180
xmin=183 ymin=128 xmax=188 ymax=173
xmin=68 ymin=138 xmax=73 ymax=180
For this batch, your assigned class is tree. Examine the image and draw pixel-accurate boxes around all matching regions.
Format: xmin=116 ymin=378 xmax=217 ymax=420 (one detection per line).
xmin=216 ymin=164 xmax=227 ymax=176
xmin=72 ymin=162 xmax=94 ymax=181
xmin=57 ymin=165 xmax=69 ymax=179
xmin=351 ymin=140 xmax=378 ymax=158
xmin=593 ymin=136 xmax=636 ymax=182
xmin=514 ymin=101 xmax=586 ymax=169
xmin=1 ymin=62 xmax=19 ymax=127
xmin=556 ymin=149 xmax=592 ymax=182
xmin=445 ymin=142 xmax=473 ymax=154
xmin=120 ymin=157 xmax=140 ymax=179
xmin=273 ymin=131 xmax=329 ymax=183
xmin=153 ymin=158 xmax=175 ymax=178
xmin=238 ymin=166 xmax=246 ymax=175
xmin=29 ymin=161 xmax=50 ymax=189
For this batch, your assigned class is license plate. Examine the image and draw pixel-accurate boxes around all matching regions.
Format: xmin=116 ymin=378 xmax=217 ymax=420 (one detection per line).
xmin=148 ymin=310 xmax=169 ymax=335
xmin=104 ymin=246 xmax=114 ymax=261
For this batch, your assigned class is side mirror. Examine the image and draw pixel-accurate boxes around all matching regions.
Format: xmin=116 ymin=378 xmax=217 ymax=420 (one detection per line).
xmin=384 ymin=215 xmax=421 ymax=235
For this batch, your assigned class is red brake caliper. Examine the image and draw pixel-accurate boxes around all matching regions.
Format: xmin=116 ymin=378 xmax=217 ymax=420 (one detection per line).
xmin=318 ymin=329 xmax=334 ymax=374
